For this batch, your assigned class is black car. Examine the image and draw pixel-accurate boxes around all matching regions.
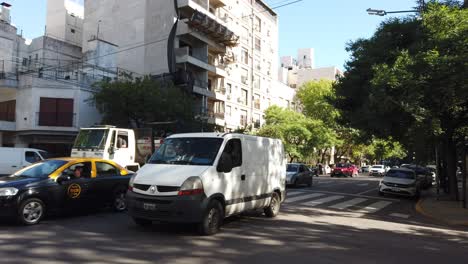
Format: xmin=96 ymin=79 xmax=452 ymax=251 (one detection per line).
xmin=0 ymin=158 xmax=132 ymax=225
xmin=400 ymin=164 xmax=433 ymax=189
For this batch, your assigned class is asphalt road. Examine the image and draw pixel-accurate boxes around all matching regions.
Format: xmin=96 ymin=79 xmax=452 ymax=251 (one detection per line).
xmin=1 ymin=174 xmax=467 ymax=264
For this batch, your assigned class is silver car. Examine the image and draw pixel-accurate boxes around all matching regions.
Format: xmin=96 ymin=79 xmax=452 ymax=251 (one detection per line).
xmin=286 ymin=163 xmax=313 ymax=187
xmin=379 ymin=168 xmax=421 ymax=199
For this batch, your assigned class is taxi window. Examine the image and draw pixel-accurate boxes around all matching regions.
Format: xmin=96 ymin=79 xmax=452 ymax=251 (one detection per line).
xmin=64 ymin=162 xmax=92 ymax=179
xmin=96 ymin=162 xmax=120 ymax=177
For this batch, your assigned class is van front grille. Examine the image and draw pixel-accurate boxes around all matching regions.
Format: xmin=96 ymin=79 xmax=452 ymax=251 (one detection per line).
xmin=157 ymin=186 xmax=180 ymax=192
xmin=133 ymin=184 xmax=151 ymax=191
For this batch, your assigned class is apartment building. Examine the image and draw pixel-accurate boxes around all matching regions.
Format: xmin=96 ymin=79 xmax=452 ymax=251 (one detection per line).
xmin=279 ymin=48 xmax=342 ymax=88
xmin=0 ymin=2 xmax=111 ymax=155
xmin=82 ymin=0 xmax=293 ymax=131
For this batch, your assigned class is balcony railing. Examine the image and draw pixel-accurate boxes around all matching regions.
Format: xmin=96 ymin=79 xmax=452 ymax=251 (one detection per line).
xmin=36 ymin=112 xmax=76 ymax=127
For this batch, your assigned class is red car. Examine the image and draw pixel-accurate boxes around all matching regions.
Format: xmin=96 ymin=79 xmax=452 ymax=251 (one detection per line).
xmin=331 ymin=163 xmax=359 ymax=177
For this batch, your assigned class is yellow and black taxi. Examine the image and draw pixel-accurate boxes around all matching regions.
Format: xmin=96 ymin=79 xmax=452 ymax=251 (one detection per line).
xmin=0 ymin=158 xmax=132 ymax=225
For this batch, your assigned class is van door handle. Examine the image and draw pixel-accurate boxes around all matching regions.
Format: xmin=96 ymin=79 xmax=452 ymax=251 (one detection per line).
xmin=241 ymin=175 xmax=246 ymax=181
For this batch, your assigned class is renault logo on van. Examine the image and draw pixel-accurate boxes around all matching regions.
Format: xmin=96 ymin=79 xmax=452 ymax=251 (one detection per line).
xmin=149 ymin=186 xmax=157 ymax=193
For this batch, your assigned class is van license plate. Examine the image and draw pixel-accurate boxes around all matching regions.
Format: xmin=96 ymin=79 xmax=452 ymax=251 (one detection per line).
xmin=143 ymin=203 xmax=156 ymax=211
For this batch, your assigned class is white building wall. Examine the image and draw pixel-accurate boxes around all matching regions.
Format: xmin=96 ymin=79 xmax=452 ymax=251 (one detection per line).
xmin=297 ymin=48 xmax=314 ymax=69
xmin=46 ymin=0 xmax=83 ymax=46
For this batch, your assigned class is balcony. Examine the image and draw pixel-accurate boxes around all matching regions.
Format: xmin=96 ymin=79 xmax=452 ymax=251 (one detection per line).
xmin=0 ymin=120 xmax=15 ymax=131
xmin=175 ymin=47 xmax=227 ymax=77
xmin=180 ymin=7 xmax=239 ymax=47
xmin=177 ymin=21 xmax=226 ymax=53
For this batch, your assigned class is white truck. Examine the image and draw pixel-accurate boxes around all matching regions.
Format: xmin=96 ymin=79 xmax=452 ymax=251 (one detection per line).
xmin=71 ymin=126 xmax=162 ymax=171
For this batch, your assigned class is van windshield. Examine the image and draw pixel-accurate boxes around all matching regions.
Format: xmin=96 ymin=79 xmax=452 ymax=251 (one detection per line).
xmin=73 ymin=129 xmax=109 ymax=150
xmin=148 ymin=138 xmax=224 ymax=166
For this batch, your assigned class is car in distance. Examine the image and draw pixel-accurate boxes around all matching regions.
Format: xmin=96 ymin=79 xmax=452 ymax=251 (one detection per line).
xmin=286 ymin=163 xmax=313 ymax=187
xmin=400 ymin=164 xmax=433 ymax=189
xmin=369 ymin=165 xmax=386 ymax=176
xmin=360 ymin=166 xmax=370 ymax=173
xmin=379 ymin=168 xmax=421 ymax=199
xmin=0 ymin=158 xmax=132 ymax=225
xmin=331 ymin=163 xmax=358 ymax=177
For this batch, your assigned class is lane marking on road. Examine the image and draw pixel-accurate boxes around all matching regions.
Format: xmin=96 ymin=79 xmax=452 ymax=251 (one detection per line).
xmin=302 ymin=195 xmax=345 ymax=207
xmin=329 ymin=198 xmax=367 ymax=210
xmin=302 ymin=190 xmax=400 ymax=202
xmin=357 ymin=188 xmax=379 ymax=195
xmin=285 ymin=193 xmax=325 ymax=203
xmin=389 ymin=213 xmax=410 ymax=219
xmin=356 ymin=200 xmax=392 ymax=214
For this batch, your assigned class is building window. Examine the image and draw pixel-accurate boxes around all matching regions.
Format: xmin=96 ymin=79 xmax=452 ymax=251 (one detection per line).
xmin=254 ymin=113 xmax=261 ymax=128
xmin=71 ymin=28 xmax=76 ymax=34
xmin=226 ymin=83 xmax=232 ymax=94
xmin=241 ymin=68 xmax=248 ymax=84
xmin=0 ymin=100 xmax=15 ymax=122
xmin=253 ymin=75 xmax=260 ymax=90
xmin=240 ymin=110 xmax=248 ymax=126
xmin=241 ymin=48 xmax=249 ymax=65
xmin=255 ymin=37 xmax=261 ymax=51
xmin=226 ymin=105 xmax=232 ymax=116
xmin=254 ymin=93 xmax=260 ymax=109
xmin=38 ymin=97 xmax=74 ymax=127
xmin=241 ymin=89 xmax=248 ymax=105
xmin=254 ymin=16 xmax=261 ymax=32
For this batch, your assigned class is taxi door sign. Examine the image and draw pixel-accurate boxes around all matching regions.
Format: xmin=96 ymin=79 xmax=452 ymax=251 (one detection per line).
xmin=68 ymin=183 xmax=82 ymax=199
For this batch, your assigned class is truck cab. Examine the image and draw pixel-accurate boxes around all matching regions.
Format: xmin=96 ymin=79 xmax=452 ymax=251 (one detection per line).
xmin=71 ymin=126 xmax=140 ymax=171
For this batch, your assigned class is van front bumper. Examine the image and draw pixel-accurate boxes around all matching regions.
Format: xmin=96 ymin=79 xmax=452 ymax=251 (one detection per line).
xmin=126 ymin=191 xmax=207 ymax=223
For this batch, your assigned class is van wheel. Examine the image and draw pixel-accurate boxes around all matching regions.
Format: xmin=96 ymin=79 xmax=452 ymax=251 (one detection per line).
xmin=112 ymin=187 xmax=127 ymax=212
xmin=133 ymin=217 xmax=152 ymax=226
xmin=264 ymin=192 xmax=280 ymax=218
xmin=198 ymin=200 xmax=223 ymax=236
xmin=18 ymin=198 xmax=45 ymax=225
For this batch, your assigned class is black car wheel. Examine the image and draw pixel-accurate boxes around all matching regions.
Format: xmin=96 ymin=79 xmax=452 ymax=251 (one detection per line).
xmin=198 ymin=200 xmax=224 ymax=236
xmin=113 ymin=187 xmax=127 ymax=212
xmin=18 ymin=198 xmax=45 ymax=225
xmin=264 ymin=192 xmax=280 ymax=218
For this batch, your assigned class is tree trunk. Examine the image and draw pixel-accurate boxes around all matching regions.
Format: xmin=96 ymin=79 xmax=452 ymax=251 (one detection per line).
xmin=320 ymin=147 xmax=329 ymax=164
xmin=441 ymin=116 xmax=459 ymax=200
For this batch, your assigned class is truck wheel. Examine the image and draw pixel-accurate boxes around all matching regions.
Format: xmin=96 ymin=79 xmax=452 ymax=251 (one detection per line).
xmin=112 ymin=187 xmax=127 ymax=212
xmin=264 ymin=192 xmax=280 ymax=218
xmin=18 ymin=198 xmax=45 ymax=225
xmin=133 ymin=217 xmax=152 ymax=226
xmin=198 ymin=200 xmax=224 ymax=236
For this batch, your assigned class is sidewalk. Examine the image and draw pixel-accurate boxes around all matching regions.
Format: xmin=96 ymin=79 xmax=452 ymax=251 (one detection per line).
xmin=416 ymin=189 xmax=468 ymax=227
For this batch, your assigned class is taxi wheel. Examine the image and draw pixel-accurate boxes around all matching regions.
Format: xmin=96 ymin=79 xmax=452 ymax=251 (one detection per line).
xmin=112 ymin=187 xmax=127 ymax=212
xmin=18 ymin=198 xmax=45 ymax=225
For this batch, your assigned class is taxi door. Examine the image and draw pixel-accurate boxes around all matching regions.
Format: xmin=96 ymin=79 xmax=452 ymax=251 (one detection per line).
xmin=91 ymin=161 xmax=126 ymax=206
xmin=60 ymin=162 xmax=95 ymax=210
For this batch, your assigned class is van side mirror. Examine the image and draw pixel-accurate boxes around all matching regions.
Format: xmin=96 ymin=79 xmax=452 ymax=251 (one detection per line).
xmin=57 ymin=174 xmax=71 ymax=184
xmin=108 ymin=146 xmax=115 ymax=155
xmin=217 ymin=153 xmax=233 ymax=173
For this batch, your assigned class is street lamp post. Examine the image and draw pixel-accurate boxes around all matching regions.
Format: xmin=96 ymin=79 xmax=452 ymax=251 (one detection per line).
xmin=366 ymin=8 xmax=419 ymax=16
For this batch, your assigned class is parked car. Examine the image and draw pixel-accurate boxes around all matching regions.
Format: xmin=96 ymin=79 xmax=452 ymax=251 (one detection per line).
xmin=379 ymin=168 xmax=421 ymax=199
xmin=360 ymin=166 xmax=370 ymax=173
xmin=127 ymin=133 xmax=286 ymax=235
xmin=369 ymin=165 xmax=386 ymax=176
xmin=400 ymin=164 xmax=433 ymax=189
xmin=0 ymin=148 xmax=49 ymax=176
xmin=0 ymin=158 xmax=132 ymax=225
xmin=331 ymin=163 xmax=358 ymax=177
xmin=286 ymin=163 xmax=314 ymax=187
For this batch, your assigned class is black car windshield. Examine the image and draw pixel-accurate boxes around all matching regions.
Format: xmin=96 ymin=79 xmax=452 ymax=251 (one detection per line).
xmin=287 ymin=164 xmax=299 ymax=172
xmin=13 ymin=160 xmax=68 ymax=178
xmin=73 ymin=129 xmax=109 ymax=150
xmin=386 ymin=170 xmax=415 ymax=180
xmin=148 ymin=138 xmax=224 ymax=166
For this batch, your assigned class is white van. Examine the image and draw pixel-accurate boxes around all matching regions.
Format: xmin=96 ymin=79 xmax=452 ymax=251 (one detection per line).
xmin=0 ymin=148 xmax=48 ymax=175
xmin=127 ymin=133 xmax=286 ymax=235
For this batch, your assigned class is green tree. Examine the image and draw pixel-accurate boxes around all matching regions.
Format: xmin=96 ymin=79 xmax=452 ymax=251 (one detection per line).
xmin=334 ymin=1 xmax=467 ymax=199
xmin=91 ymin=75 xmax=197 ymax=131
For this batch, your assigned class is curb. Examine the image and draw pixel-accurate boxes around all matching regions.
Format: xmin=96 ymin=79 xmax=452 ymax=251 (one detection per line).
xmin=415 ymin=198 xmax=468 ymax=227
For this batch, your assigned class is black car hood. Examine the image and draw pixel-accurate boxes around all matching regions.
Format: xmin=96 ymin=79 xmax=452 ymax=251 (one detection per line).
xmin=0 ymin=175 xmax=46 ymax=188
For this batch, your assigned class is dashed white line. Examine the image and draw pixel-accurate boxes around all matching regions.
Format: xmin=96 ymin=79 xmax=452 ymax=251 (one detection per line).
xmin=301 ymin=195 xmax=344 ymax=207
xmin=356 ymin=201 xmax=393 ymax=214
xmin=285 ymin=193 xmax=325 ymax=203
xmin=329 ymin=198 xmax=367 ymax=210
xmin=390 ymin=213 xmax=410 ymax=219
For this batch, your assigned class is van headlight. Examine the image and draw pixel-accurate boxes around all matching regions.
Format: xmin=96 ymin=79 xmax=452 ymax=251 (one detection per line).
xmin=0 ymin=187 xmax=19 ymax=197
xmin=178 ymin=177 xmax=204 ymax=196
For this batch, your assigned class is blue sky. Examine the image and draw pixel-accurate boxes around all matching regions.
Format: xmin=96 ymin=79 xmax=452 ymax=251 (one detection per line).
xmin=9 ymin=0 xmax=418 ymax=70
